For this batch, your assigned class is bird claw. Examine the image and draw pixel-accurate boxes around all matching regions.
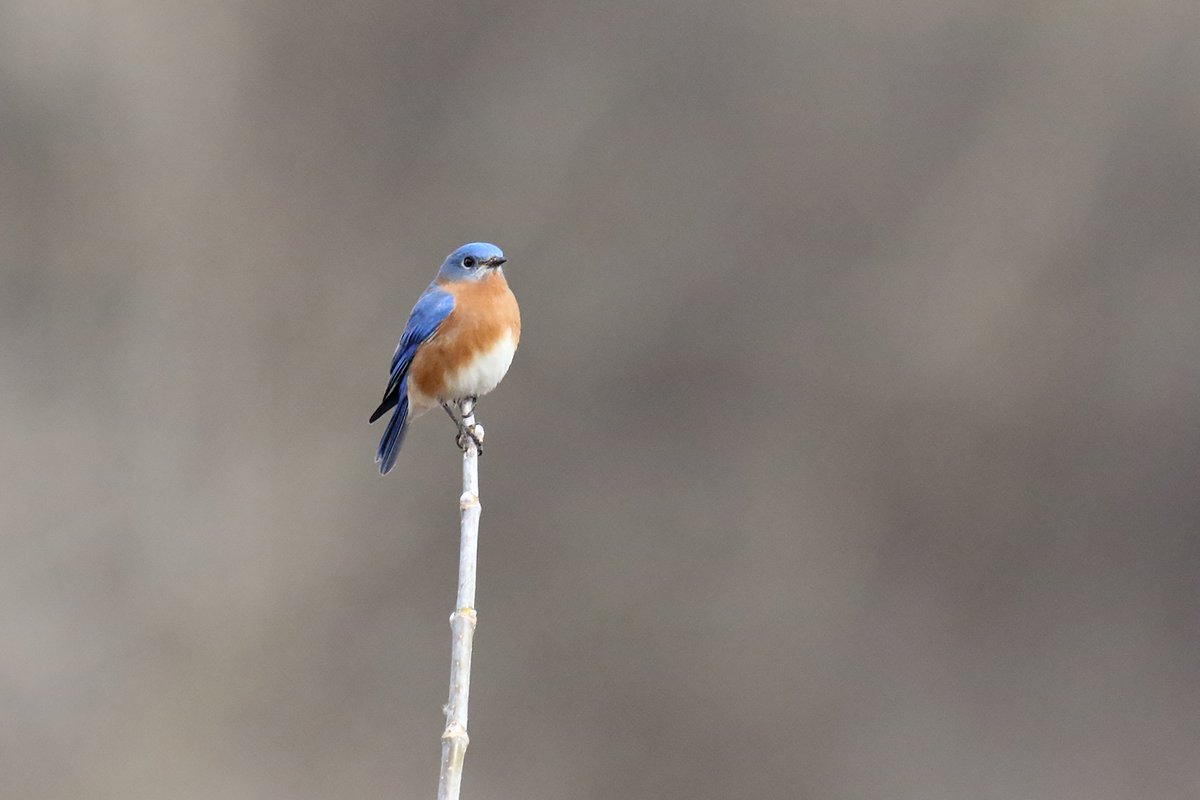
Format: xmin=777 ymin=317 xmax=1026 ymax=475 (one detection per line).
xmin=456 ymin=423 xmax=484 ymax=455
xmin=443 ymin=398 xmax=483 ymax=454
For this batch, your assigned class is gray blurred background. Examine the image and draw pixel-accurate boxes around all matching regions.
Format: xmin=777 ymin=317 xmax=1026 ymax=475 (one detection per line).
xmin=2 ymin=2 xmax=1198 ymax=798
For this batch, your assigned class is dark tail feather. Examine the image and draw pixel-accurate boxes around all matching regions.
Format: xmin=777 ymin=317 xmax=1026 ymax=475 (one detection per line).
xmin=375 ymin=391 xmax=410 ymax=475
xmin=369 ymin=389 xmax=398 ymax=424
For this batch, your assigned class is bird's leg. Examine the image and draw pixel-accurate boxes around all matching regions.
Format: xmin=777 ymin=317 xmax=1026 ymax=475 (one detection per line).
xmin=443 ymin=399 xmax=484 ymax=454
xmin=441 ymin=400 xmax=473 ymax=450
xmin=453 ymin=397 xmax=484 ymax=455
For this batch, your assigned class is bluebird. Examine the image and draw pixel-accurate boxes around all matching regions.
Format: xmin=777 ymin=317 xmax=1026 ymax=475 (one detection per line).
xmin=370 ymin=242 xmax=521 ymax=474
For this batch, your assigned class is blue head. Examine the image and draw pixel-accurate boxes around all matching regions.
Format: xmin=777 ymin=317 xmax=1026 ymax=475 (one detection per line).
xmin=436 ymin=242 xmax=507 ymax=282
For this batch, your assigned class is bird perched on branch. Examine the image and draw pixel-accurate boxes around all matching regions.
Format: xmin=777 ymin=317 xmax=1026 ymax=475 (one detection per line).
xmin=370 ymin=242 xmax=521 ymax=474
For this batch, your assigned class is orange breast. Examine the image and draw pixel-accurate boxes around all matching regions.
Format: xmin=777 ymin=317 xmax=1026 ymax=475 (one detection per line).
xmin=409 ymin=271 xmax=521 ymax=398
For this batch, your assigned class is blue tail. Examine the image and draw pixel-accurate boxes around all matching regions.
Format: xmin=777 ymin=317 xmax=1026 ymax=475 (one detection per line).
xmin=375 ymin=384 xmax=410 ymax=475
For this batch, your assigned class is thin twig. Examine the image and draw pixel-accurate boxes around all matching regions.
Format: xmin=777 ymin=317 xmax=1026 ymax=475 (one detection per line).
xmin=437 ymin=398 xmax=483 ymax=800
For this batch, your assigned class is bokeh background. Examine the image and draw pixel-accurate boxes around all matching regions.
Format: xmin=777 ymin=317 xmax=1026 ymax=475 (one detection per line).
xmin=3 ymin=2 xmax=1199 ymax=798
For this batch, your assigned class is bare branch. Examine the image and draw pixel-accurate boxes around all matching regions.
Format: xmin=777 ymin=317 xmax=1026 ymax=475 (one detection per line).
xmin=437 ymin=398 xmax=483 ymax=800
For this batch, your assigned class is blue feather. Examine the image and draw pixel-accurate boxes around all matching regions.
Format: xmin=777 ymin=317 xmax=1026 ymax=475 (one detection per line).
xmin=370 ymin=284 xmax=454 ymax=472
xmin=387 ymin=285 xmax=455 ymax=394
xmin=375 ymin=379 xmax=411 ymax=475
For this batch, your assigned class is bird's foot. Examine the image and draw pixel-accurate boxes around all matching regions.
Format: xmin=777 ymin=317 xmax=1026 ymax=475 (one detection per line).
xmin=455 ymin=422 xmax=484 ymax=455
xmin=445 ymin=398 xmax=484 ymax=455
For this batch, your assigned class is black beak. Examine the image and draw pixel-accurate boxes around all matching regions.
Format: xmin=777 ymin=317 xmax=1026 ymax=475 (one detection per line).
xmin=483 ymin=256 xmax=506 ymax=268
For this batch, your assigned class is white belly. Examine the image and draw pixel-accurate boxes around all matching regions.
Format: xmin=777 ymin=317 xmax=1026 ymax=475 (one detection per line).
xmin=445 ymin=331 xmax=517 ymax=398
xmin=408 ymin=331 xmax=517 ymax=417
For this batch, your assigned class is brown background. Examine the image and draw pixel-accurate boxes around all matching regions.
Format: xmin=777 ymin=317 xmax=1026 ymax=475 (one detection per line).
xmin=3 ymin=2 xmax=1198 ymax=798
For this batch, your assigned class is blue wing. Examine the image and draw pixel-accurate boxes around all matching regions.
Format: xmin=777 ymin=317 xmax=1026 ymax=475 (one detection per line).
xmin=370 ymin=284 xmax=454 ymax=473
xmin=380 ymin=285 xmax=455 ymax=411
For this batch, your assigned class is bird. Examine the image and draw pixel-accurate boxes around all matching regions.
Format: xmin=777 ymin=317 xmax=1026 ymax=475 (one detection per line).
xmin=370 ymin=242 xmax=521 ymax=474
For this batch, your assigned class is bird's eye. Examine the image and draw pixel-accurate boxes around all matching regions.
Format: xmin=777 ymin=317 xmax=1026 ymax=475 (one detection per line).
xmin=462 ymin=256 xmax=476 ymax=269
